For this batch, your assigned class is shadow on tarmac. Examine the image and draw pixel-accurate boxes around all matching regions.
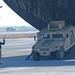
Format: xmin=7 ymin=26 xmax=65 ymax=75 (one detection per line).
xmin=0 ymin=54 xmax=75 ymax=68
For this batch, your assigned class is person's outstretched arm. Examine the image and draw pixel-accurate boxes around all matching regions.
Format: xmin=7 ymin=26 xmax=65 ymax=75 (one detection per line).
xmin=1 ymin=39 xmax=5 ymax=45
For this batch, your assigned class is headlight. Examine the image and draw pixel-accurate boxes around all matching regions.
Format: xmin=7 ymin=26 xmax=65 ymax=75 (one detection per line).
xmin=49 ymin=48 xmax=52 ymax=51
xmin=37 ymin=49 xmax=40 ymax=51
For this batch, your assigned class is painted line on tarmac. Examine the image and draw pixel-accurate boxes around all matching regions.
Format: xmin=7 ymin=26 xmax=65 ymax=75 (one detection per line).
xmin=0 ymin=67 xmax=25 ymax=73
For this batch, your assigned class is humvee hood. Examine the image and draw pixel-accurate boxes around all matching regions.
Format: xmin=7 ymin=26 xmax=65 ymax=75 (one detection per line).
xmin=41 ymin=39 xmax=63 ymax=48
xmin=50 ymin=40 xmax=63 ymax=47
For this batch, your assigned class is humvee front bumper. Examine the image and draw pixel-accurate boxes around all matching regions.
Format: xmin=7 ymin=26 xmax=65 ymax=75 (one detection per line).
xmin=36 ymin=48 xmax=53 ymax=56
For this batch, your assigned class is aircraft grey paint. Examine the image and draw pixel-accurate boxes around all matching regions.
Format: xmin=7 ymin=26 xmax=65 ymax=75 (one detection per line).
xmin=3 ymin=0 xmax=75 ymax=30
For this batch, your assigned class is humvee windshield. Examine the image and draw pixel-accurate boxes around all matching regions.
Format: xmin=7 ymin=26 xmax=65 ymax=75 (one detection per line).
xmin=52 ymin=34 xmax=63 ymax=38
xmin=38 ymin=33 xmax=63 ymax=39
xmin=39 ymin=34 xmax=50 ymax=39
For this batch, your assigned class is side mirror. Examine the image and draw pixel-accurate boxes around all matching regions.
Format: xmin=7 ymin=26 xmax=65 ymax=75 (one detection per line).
xmin=34 ymin=36 xmax=37 ymax=41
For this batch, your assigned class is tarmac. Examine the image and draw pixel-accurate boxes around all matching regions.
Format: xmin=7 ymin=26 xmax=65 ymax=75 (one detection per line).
xmin=0 ymin=38 xmax=75 ymax=75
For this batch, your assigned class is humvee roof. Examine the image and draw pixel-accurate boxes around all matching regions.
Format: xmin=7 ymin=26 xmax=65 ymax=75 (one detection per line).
xmin=40 ymin=25 xmax=73 ymax=33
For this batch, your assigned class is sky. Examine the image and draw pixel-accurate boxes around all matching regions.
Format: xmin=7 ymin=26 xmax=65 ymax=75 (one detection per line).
xmin=0 ymin=0 xmax=31 ymax=27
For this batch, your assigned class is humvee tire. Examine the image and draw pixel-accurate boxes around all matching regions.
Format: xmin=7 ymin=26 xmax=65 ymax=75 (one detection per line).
xmin=33 ymin=52 xmax=40 ymax=61
xmin=56 ymin=47 xmax=64 ymax=60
